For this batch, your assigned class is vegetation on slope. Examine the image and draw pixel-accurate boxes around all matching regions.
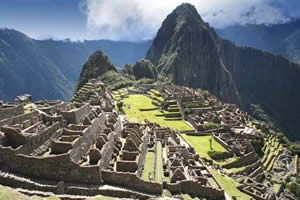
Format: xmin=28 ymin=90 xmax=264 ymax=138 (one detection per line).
xmin=75 ymin=50 xmax=118 ymax=92
xmin=131 ymin=59 xmax=158 ymax=80
xmin=0 ymin=29 xmax=73 ymax=101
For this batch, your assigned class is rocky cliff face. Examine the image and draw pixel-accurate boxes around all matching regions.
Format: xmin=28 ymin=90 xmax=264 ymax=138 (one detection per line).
xmin=223 ymin=40 xmax=300 ymax=140
xmin=145 ymin=3 xmax=241 ymax=105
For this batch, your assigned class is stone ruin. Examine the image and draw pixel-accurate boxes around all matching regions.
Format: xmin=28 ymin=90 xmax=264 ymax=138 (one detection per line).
xmin=0 ymin=92 xmax=225 ymax=199
xmin=148 ymin=84 xmax=297 ymax=200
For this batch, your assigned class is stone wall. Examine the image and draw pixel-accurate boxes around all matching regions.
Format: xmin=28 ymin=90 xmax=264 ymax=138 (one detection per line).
xmin=0 ymin=121 xmax=62 ymax=155
xmin=114 ymin=117 xmax=122 ymax=135
xmin=0 ymin=149 xmax=101 ymax=184
xmin=213 ymin=134 xmax=232 ymax=152
xmin=137 ymin=130 xmax=148 ymax=177
xmin=0 ymin=104 xmax=24 ymax=121
xmin=223 ymin=151 xmax=258 ymax=168
xmin=61 ymin=103 xmax=91 ymax=124
xmin=116 ymin=158 xmax=138 ymax=172
xmin=22 ymin=122 xmax=62 ymax=155
xmin=70 ymin=116 xmax=106 ymax=163
xmin=99 ymin=132 xmax=116 ymax=169
xmin=0 ymin=168 xmax=151 ymax=200
xmin=236 ymin=160 xmax=261 ymax=175
xmin=0 ymin=111 xmax=40 ymax=127
xmin=165 ymin=180 xmax=224 ymax=200
xmin=102 ymin=170 xmax=162 ymax=194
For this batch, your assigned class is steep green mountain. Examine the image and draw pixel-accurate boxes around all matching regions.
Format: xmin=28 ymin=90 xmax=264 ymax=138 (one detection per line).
xmin=75 ymin=50 xmax=118 ymax=91
xmin=0 ymin=28 xmax=150 ymax=101
xmin=0 ymin=29 xmax=73 ymax=101
xmin=75 ymin=50 xmax=133 ymax=92
xmin=145 ymin=3 xmax=241 ymax=105
xmin=222 ymin=40 xmax=300 ymax=140
xmin=145 ymin=3 xmax=300 ymax=140
xmin=124 ymin=59 xmax=158 ymax=80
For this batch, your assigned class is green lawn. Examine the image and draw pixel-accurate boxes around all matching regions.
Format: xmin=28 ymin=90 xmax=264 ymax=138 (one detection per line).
xmin=142 ymin=152 xmax=155 ymax=181
xmin=87 ymin=195 xmax=117 ymax=200
xmin=181 ymin=135 xmax=237 ymax=165
xmin=0 ymin=185 xmax=59 ymax=200
xmin=149 ymin=89 xmax=164 ymax=102
xmin=155 ymin=141 xmax=163 ymax=182
xmin=181 ymin=194 xmax=200 ymax=200
xmin=123 ymin=95 xmax=192 ymax=131
xmin=209 ymin=169 xmax=252 ymax=200
xmin=224 ymin=166 xmax=247 ymax=173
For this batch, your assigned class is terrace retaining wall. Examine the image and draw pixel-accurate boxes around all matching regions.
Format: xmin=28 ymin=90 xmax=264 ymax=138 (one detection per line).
xmin=102 ymin=170 xmax=162 ymax=194
xmin=165 ymin=180 xmax=224 ymax=200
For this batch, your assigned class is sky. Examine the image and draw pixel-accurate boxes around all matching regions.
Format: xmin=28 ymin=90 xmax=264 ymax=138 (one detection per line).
xmin=1 ymin=0 xmax=300 ymax=41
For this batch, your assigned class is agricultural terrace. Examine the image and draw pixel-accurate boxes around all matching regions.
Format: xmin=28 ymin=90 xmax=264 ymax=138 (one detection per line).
xmin=209 ymin=169 xmax=252 ymax=200
xmin=121 ymin=94 xmax=193 ymax=131
xmin=181 ymin=135 xmax=237 ymax=165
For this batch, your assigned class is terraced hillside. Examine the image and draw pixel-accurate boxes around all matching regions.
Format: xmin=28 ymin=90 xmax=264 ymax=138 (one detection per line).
xmin=110 ymin=84 xmax=299 ymax=200
xmin=113 ymin=88 xmax=192 ymax=131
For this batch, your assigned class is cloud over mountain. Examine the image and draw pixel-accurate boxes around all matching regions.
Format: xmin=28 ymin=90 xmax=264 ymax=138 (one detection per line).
xmin=83 ymin=0 xmax=300 ymax=41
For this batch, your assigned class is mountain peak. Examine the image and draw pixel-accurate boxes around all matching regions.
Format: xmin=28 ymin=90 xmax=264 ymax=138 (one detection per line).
xmin=75 ymin=50 xmax=118 ymax=91
xmin=145 ymin=3 xmax=241 ymax=104
xmin=172 ymin=3 xmax=204 ymax=23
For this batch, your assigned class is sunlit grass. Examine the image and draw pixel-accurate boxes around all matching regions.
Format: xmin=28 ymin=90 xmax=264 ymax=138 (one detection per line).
xmin=122 ymin=94 xmax=192 ymax=131
xmin=181 ymin=135 xmax=237 ymax=165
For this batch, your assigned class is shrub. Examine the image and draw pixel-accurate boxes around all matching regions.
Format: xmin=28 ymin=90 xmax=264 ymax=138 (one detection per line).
xmin=251 ymin=137 xmax=265 ymax=156
xmin=136 ymin=78 xmax=155 ymax=85
xmin=208 ymin=150 xmax=232 ymax=160
xmin=286 ymin=181 xmax=300 ymax=197
xmin=184 ymin=108 xmax=191 ymax=115
xmin=183 ymin=101 xmax=203 ymax=108
xmin=117 ymin=101 xmax=124 ymax=111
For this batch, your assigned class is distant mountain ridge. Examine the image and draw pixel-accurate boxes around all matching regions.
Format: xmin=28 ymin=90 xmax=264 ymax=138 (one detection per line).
xmin=217 ymin=20 xmax=300 ymax=64
xmin=0 ymin=28 xmax=151 ymax=101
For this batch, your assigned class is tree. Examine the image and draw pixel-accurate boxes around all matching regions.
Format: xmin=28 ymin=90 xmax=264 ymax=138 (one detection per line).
xmin=117 ymin=101 xmax=124 ymax=111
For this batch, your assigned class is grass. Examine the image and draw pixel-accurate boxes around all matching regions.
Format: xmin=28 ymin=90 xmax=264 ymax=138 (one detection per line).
xmin=181 ymin=194 xmax=200 ymax=200
xmin=155 ymin=141 xmax=163 ymax=182
xmin=149 ymin=89 xmax=164 ymax=102
xmin=123 ymin=94 xmax=192 ymax=131
xmin=142 ymin=152 xmax=155 ymax=181
xmin=209 ymin=169 xmax=252 ymax=200
xmin=86 ymin=195 xmax=116 ymax=200
xmin=0 ymin=185 xmax=59 ymax=200
xmin=181 ymin=135 xmax=236 ymax=165
xmin=224 ymin=166 xmax=247 ymax=173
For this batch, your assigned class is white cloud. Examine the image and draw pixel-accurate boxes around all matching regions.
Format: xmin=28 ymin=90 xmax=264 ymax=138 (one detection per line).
xmin=83 ymin=0 xmax=300 ymax=41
